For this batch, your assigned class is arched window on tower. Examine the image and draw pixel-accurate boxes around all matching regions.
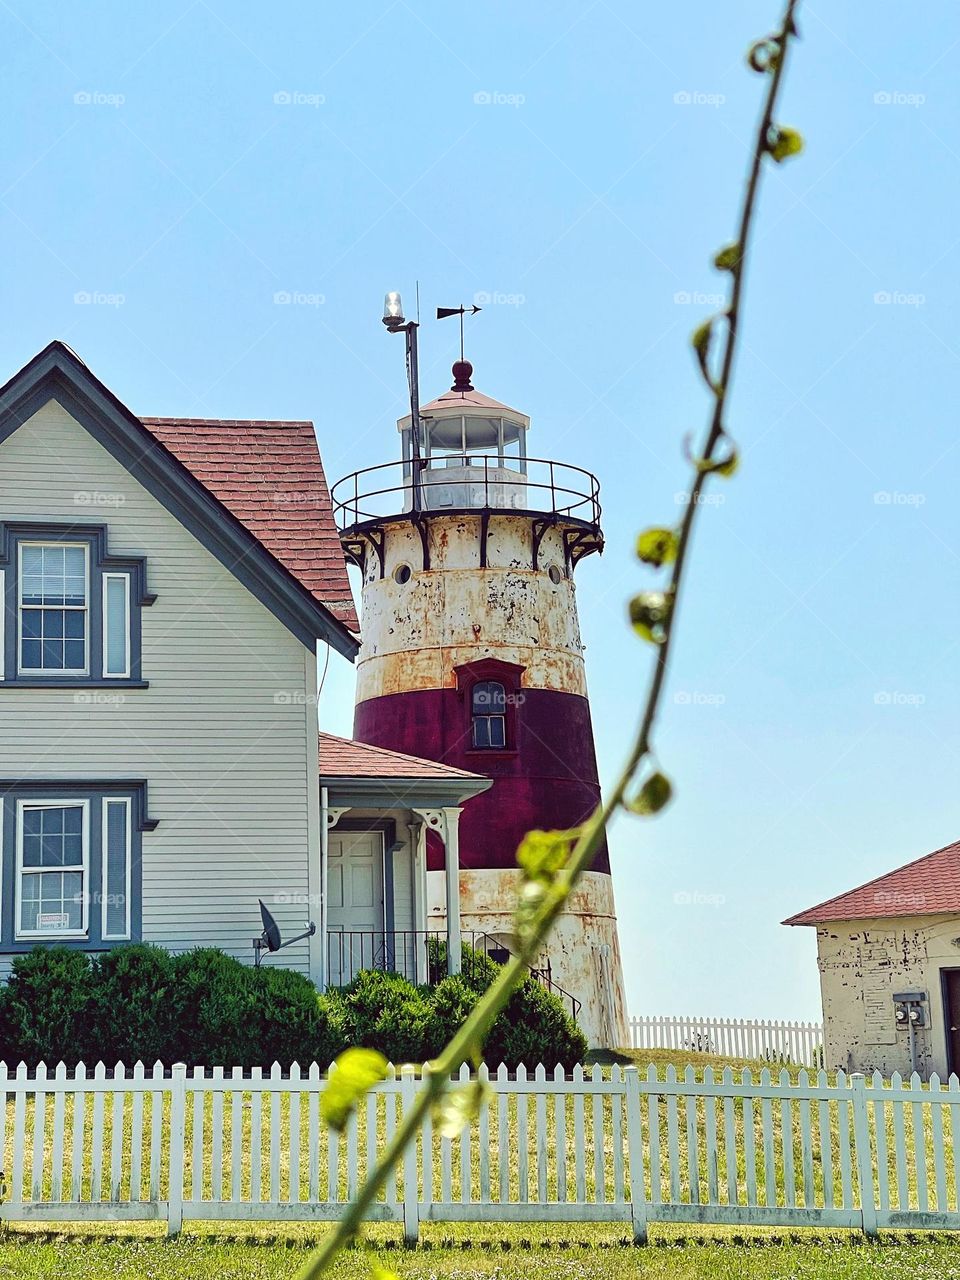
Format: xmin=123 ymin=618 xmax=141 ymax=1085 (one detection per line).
xmin=471 ymin=680 xmax=507 ymax=749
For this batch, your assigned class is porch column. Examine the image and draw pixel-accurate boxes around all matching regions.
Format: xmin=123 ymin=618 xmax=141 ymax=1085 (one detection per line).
xmin=408 ymin=820 xmax=428 ymax=985
xmin=442 ymin=807 xmax=463 ymax=976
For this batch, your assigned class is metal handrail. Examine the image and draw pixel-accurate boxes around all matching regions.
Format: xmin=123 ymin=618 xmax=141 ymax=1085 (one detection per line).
xmin=325 ymin=928 xmax=582 ymax=1023
xmin=331 ymin=456 xmax=602 ymax=531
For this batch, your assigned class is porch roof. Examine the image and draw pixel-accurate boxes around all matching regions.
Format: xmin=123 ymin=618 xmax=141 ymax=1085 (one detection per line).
xmin=320 ymin=732 xmax=492 ymax=808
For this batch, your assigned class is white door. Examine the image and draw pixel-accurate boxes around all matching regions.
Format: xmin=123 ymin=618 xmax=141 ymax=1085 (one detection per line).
xmin=326 ymin=831 xmax=384 ymax=985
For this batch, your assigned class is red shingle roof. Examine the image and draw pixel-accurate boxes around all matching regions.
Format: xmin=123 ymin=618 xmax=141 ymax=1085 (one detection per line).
xmin=320 ymin=732 xmax=484 ymax=781
xmin=784 ymin=839 xmax=960 ymax=926
xmin=141 ymin=418 xmax=358 ymax=631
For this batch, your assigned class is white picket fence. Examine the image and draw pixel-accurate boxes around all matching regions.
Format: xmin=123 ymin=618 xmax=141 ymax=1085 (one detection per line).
xmin=629 ymin=1015 xmax=824 ymax=1066
xmin=0 ymin=1059 xmax=958 ymax=1238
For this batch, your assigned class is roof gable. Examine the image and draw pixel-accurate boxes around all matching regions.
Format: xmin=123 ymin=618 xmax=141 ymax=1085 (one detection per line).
xmin=0 ymin=342 xmax=358 ymax=657
xmin=784 ymin=838 xmax=960 ymax=926
xmin=141 ymin=417 xmax=357 ymax=631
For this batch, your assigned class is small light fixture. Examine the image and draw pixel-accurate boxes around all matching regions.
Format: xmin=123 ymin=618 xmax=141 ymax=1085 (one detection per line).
xmin=382 ymin=291 xmax=405 ymax=331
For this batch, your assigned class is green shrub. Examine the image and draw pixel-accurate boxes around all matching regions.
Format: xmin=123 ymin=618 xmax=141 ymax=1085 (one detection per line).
xmin=426 ymin=938 xmax=501 ymax=992
xmin=0 ymin=947 xmax=96 ymax=1066
xmin=87 ymin=943 xmax=178 ymax=1067
xmin=424 ymin=974 xmax=480 ymax=1058
xmin=486 ymin=976 xmax=589 ymax=1069
xmin=339 ymin=969 xmax=432 ymax=1064
xmin=0 ymin=941 xmax=587 ymax=1069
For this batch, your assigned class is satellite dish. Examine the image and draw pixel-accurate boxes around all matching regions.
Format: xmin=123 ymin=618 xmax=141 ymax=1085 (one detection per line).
xmin=259 ymin=900 xmax=282 ymax=952
xmin=252 ymin=898 xmax=316 ymax=967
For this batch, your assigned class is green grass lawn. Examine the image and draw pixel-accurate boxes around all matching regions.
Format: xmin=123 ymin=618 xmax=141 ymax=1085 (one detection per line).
xmin=0 ymin=1227 xmax=959 ymax=1279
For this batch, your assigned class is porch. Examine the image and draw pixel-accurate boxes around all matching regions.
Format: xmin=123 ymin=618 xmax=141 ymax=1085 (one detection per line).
xmin=318 ymin=733 xmax=492 ymax=988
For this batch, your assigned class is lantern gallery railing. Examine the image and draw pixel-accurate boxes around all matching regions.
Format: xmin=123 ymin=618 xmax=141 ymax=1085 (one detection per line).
xmin=331 ymin=455 xmax=602 ymax=531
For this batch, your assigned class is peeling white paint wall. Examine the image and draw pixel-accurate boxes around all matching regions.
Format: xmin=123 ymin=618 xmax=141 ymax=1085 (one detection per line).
xmin=815 ymin=914 xmax=960 ymax=1077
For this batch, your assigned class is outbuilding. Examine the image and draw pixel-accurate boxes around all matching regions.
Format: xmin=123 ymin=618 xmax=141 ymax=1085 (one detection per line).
xmin=786 ymin=839 xmax=960 ymax=1079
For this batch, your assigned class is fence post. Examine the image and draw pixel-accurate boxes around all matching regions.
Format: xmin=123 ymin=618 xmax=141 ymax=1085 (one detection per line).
xmin=850 ymin=1073 xmax=878 ymax=1239
xmin=624 ymin=1067 xmax=647 ymax=1244
xmin=167 ymin=1063 xmax=187 ymax=1237
xmin=400 ymin=1065 xmax=420 ymax=1245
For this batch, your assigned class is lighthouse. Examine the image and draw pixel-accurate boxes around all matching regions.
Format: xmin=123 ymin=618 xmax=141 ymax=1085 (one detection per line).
xmin=333 ymin=315 xmax=628 ymax=1047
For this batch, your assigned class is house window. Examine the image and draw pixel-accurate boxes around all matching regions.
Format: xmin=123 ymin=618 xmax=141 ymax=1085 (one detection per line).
xmin=18 ymin=543 xmax=89 ymax=674
xmin=472 ymin=680 xmax=507 ymax=749
xmin=0 ymin=523 xmax=153 ymax=686
xmin=17 ymin=800 xmax=89 ymax=937
xmin=0 ymin=783 xmax=149 ymax=949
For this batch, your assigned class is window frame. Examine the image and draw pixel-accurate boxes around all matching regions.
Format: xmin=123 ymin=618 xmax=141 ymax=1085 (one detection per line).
xmin=101 ymin=571 xmax=131 ymax=679
xmin=15 ymin=797 xmax=90 ymax=940
xmin=0 ymin=522 xmax=154 ymax=688
xmin=471 ymin=680 xmax=507 ymax=750
xmin=0 ymin=781 xmax=154 ymax=951
xmin=101 ymin=796 xmax=132 ymax=940
xmin=455 ymin=657 xmax=526 ymax=759
xmin=17 ymin=540 xmax=91 ymax=678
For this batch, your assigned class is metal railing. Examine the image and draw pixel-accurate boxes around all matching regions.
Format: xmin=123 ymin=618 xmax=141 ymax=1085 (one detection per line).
xmin=326 ymin=928 xmax=582 ymax=1022
xmin=331 ymin=455 xmax=602 ymax=530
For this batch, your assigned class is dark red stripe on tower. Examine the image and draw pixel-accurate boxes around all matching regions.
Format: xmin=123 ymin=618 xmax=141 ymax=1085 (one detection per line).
xmin=354 ymin=686 xmax=610 ymax=874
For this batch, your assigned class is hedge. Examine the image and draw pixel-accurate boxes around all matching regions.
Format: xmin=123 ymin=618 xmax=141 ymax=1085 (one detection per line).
xmin=0 ymin=943 xmax=588 ymax=1069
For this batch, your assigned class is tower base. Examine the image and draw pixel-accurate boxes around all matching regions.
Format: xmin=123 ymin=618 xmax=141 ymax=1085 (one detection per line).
xmin=427 ymin=867 xmax=628 ymax=1050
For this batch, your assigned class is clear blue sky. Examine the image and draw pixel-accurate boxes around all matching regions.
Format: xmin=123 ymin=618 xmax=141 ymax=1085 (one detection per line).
xmin=2 ymin=1 xmax=958 ymax=1020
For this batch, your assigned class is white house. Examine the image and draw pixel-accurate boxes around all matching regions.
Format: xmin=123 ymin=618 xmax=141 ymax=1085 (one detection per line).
xmin=0 ymin=341 xmax=487 ymax=986
xmin=786 ymin=837 xmax=960 ymax=1079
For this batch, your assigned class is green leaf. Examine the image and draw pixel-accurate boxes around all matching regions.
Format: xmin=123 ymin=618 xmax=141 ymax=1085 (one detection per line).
xmin=767 ymin=125 xmax=804 ymax=163
xmin=514 ymin=878 xmax=549 ymax=944
xmin=636 ymin=527 xmax=679 ymax=568
xmin=626 ymin=771 xmax=673 ymax=816
xmin=370 ymin=1267 xmax=399 ymax=1280
xmin=321 ymin=1048 xmax=389 ymax=1134
xmin=629 ymin=590 xmax=673 ymax=645
xmin=517 ymin=829 xmax=574 ymax=885
xmin=691 ymin=316 xmax=721 ymax=391
xmin=747 ymin=37 xmax=781 ymax=73
xmin=695 ymin=439 xmax=739 ymax=478
xmin=713 ymin=243 xmax=742 ymax=273
xmin=433 ymin=1080 xmax=490 ymax=1140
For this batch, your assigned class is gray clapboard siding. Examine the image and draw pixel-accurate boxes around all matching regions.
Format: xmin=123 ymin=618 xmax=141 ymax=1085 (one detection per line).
xmin=0 ymin=399 xmax=323 ymax=977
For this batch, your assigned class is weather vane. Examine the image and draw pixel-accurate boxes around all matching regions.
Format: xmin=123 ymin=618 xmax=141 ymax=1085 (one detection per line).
xmin=437 ymin=303 xmax=482 ymax=361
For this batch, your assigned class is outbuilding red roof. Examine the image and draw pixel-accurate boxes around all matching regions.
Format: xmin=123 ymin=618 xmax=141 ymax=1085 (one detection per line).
xmin=784 ymin=838 xmax=960 ymax=926
xmin=320 ymin=732 xmax=484 ymax=781
xmin=141 ymin=417 xmax=358 ymax=631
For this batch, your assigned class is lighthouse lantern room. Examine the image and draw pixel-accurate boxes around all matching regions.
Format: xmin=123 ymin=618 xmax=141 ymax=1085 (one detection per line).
xmin=331 ymin=304 xmax=628 ymax=1047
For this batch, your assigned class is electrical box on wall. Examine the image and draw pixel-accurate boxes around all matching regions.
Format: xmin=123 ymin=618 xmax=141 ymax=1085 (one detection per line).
xmin=894 ymin=991 xmax=928 ymax=1029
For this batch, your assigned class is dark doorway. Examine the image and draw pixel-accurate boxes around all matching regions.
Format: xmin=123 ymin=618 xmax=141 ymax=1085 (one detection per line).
xmin=941 ymin=969 xmax=960 ymax=1076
